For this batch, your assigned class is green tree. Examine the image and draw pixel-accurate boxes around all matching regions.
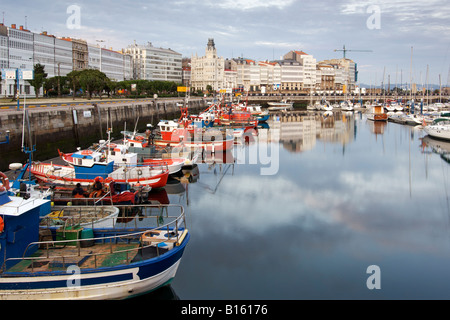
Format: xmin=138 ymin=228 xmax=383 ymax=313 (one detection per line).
xmin=44 ymin=76 xmax=69 ymax=97
xmin=79 ymin=69 xmax=107 ymax=100
xmin=104 ymin=79 xmax=118 ymax=97
xmin=27 ymin=63 xmax=48 ymax=98
xmin=67 ymin=70 xmax=82 ymax=100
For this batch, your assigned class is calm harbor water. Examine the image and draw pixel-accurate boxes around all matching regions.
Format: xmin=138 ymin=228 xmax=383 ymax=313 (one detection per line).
xmin=158 ymin=110 xmax=450 ymax=300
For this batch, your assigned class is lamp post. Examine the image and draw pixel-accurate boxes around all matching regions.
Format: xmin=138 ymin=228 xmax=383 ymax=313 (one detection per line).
xmin=57 ymin=62 xmax=61 ymax=98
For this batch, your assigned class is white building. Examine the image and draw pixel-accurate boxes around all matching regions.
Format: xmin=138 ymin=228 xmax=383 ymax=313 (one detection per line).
xmin=88 ymin=45 xmax=129 ymax=81
xmin=279 ymin=60 xmax=303 ymax=91
xmin=4 ymin=24 xmax=34 ymax=97
xmin=124 ymin=42 xmax=182 ymax=82
xmin=88 ymin=45 xmax=101 ymax=71
xmin=123 ymin=54 xmax=133 ymax=80
xmin=283 ymin=50 xmax=316 ymax=90
xmin=0 ymin=25 xmax=9 ymax=96
xmin=54 ymin=38 xmax=73 ymax=77
xmin=101 ymin=48 xmax=126 ymax=81
xmin=191 ymin=38 xmax=224 ymax=91
xmin=33 ymin=32 xmax=56 ymax=77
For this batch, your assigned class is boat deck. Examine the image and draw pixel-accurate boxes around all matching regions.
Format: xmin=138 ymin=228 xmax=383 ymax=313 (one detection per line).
xmin=5 ymin=229 xmax=183 ymax=273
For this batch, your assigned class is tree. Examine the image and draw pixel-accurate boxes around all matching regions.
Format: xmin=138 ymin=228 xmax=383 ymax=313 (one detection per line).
xmin=67 ymin=70 xmax=82 ymax=100
xmin=27 ymin=63 xmax=48 ymax=98
xmin=78 ymin=69 xmax=107 ymax=100
xmin=44 ymin=76 xmax=69 ymax=97
xmin=104 ymin=79 xmax=118 ymax=97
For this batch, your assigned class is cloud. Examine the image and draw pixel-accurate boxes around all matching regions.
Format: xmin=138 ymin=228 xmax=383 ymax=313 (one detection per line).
xmin=254 ymin=41 xmax=304 ymax=48
xmin=204 ymin=0 xmax=296 ymax=10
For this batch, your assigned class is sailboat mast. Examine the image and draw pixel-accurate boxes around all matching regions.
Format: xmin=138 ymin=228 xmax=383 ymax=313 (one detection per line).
xmin=410 ymin=46 xmax=413 ymax=103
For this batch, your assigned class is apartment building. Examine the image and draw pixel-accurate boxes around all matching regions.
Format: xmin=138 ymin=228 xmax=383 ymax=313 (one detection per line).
xmin=279 ymin=59 xmax=303 ymax=91
xmin=124 ymin=42 xmax=182 ymax=82
xmin=316 ymin=63 xmax=335 ymax=91
xmin=283 ymin=50 xmax=317 ymax=90
xmin=319 ymin=58 xmax=357 ymax=91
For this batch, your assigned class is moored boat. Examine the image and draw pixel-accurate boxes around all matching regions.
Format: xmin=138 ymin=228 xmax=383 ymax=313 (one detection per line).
xmin=424 ymin=119 xmax=450 ymax=141
xmin=367 ymin=105 xmax=388 ymax=121
xmin=155 ymin=120 xmax=234 ymax=152
xmin=0 ymin=187 xmax=189 ymax=300
xmin=267 ymin=100 xmax=294 ymax=111
xmin=30 ymin=148 xmax=169 ymax=189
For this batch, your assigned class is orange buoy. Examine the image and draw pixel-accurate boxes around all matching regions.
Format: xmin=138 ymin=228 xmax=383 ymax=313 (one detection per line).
xmin=0 ymin=216 xmax=4 ymax=233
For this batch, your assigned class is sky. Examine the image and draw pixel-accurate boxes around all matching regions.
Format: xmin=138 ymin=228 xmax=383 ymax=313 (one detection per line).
xmin=3 ymin=0 xmax=450 ymax=87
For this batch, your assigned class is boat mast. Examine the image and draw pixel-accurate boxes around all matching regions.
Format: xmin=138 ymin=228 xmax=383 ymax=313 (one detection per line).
xmin=426 ymin=65 xmax=429 ymax=106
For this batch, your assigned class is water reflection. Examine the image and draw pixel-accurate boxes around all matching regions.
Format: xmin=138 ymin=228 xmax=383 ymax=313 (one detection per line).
xmin=167 ymin=112 xmax=450 ymax=299
xmin=267 ymin=111 xmax=357 ymax=153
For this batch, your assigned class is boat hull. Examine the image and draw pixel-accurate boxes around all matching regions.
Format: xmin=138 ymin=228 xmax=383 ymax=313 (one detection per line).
xmin=0 ymin=233 xmax=189 ymax=300
xmin=30 ymin=163 xmax=169 ymax=188
xmin=154 ymin=138 xmax=234 ymax=152
xmin=424 ymin=126 xmax=450 ymax=141
xmin=142 ymin=158 xmax=186 ymax=175
xmin=367 ymin=113 xmax=388 ymax=121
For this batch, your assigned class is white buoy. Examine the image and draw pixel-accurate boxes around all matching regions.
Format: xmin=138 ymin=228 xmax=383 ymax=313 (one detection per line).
xmin=9 ymin=163 xmax=23 ymax=171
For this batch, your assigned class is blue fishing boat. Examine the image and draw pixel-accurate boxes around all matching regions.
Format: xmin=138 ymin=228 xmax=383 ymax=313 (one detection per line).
xmin=0 ymin=185 xmax=189 ymax=300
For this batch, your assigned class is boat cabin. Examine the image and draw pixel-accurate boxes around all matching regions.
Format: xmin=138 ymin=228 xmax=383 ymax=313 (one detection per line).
xmin=70 ymin=150 xmax=115 ymax=180
xmin=371 ymin=105 xmax=385 ymax=114
xmin=0 ymin=190 xmax=50 ymax=270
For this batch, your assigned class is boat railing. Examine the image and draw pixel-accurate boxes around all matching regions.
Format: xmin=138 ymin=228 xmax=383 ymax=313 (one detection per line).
xmin=1 ymin=204 xmax=187 ymax=273
xmin=40 ymin=204 xmax=118 ymax=229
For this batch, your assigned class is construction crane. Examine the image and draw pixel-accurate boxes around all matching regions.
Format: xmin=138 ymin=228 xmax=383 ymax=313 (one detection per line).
xmin=334 ymin=45 xmax=372 ymax=59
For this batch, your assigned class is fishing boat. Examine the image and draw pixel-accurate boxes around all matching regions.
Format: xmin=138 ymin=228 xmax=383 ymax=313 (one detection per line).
xmin=155 ymin=120 xmax=234 ymax=152
xmin=216 ymin=104 xmax=258 ymax=127
xmin=43 ymin=180 xmax=144 ymax=206
xmin=0 ymin=186 xmax=189 ymax=299
xmin=367 ymin=105 xmax=388 ymax=121
xmin=30 ymin=148 xmax=169 ymax=189
xmin=243 ymin=105 xmax=270 ymax=122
